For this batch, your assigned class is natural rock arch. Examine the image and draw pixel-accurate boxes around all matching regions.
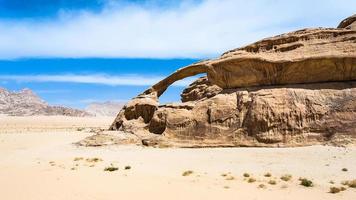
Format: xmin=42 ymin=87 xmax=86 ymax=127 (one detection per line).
xmin=141 ymin=62 xmax=210 ymax=98
xmin=110 ymin=14 xmax=356 ymax=146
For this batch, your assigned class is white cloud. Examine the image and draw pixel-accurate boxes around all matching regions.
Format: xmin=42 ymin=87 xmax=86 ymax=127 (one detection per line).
xmin=0 ymin=0 xmax=355 ymax=59
xmin=0 ymin=74 xmax=198 ymax=86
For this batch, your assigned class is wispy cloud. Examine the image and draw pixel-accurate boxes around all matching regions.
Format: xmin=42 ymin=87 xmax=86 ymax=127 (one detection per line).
xmin=0 ymin=0 xmax=354 ymax=59
xmin=0 ymin=74 xmax=197 ymax=86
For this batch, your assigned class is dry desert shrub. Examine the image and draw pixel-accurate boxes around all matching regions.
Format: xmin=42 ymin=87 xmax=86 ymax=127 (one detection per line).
xmin=248 ymin=177 xmax=256 ymax=183
xmin=104 ymin=166 xmax=118 ymax=172
xmin=86 ymin=157 xmax=103 ymax=163
xmin=280 ymin=174 xmax=292 ymax=182
xmin=329 ymin=187 xmax=341 ymax=193
xmin=329 ymin=186 xmax=346 ymax=193
xmin=182 ymin=170 xmax=194 ymax=176
xmin=342 ymin=180 xmax=356 ymax=188
xmin=73 ymin=157 xmax=84 ymax=161
xmin=299 ymin=178 xmax=313 ymax=187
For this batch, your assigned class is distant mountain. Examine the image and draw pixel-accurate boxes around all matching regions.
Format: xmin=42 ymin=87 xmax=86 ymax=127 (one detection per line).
xmin=0 ymin=87 xmax=90 ymax=116
xmin=85 ymin=101 xmax=125 ymax=117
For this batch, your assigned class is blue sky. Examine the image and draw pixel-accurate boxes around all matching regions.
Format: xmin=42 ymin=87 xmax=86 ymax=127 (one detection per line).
xmin=0 ymin=0 xmax=355 ymax=108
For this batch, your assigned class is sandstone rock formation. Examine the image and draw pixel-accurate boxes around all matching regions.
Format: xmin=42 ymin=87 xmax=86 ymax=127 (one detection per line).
xmin=108 ymin=15 xmax=356 ymax=147
xmin=0 ymin=87 xmax=90 ymax=116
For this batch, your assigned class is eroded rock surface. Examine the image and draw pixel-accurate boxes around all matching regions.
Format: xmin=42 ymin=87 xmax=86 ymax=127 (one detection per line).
xmin=109 ymin=15 xmax=356 ymax=147
xmin=0 ymin=88 xmax=90 ymax=117
xmin=181 ymin=76 xmax=223 ymax=102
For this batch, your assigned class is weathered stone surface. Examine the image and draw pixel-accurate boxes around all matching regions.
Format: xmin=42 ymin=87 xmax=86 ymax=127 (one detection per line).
xmin=110 ymin=15 xmax=356 ymax=147
xmin=338 ymin=14 xmax=356 ymax=29
xmin=76 ymin=131 xmax=141 ymax=147
xmin=181 ymin=76 xmax=223 ymax=102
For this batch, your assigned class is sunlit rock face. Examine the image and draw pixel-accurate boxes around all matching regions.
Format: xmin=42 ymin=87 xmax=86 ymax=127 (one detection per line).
xmin=109 ymin=15 xmax=356 ymax=147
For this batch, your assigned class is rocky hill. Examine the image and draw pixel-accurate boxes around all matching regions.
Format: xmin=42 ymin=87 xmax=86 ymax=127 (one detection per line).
xmin=101 ymin=14 xmax=356 ymax=148
xmin=0 ymin=87 xmax=90 ymax=117
xmin=85 ymin=101 xmax=124 ymax=117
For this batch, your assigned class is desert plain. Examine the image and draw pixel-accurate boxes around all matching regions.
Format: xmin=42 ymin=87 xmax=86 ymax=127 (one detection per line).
xmin=0 ymin=116 xmax=355 ymax=200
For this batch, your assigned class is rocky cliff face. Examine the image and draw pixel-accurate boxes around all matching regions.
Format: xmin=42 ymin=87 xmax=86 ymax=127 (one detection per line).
xmin=0 ymin=88 xmax=90 ymax=117
xmin=107 ymin=15 xmax=356 ymax=147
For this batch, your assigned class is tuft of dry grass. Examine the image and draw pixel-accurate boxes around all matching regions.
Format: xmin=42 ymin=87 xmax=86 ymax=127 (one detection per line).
xmin=329 ymin=186 xmax=346 ymax=193
xmin=342 ymin=168 xmax=348 ymax=172
xmin=243 ymin=173 xmax=250 ymax=178
xmin=86 ymin=157 xmax=103 ymax=163
xmin=330 ymin=187 xmax=341 ymax=193
xmin=182 ymin=170 xmax=194 ymax=176
xmin=349 ymin=180 xmax=356 ymax=188
xmin=342 ymin=180 xmax=356 ymax=188
xmin=73 ymin=157 xmax=84 ymax=161
xmin=76 ymin=127 xmax=85 ymax=131
xmin=268 ymin=180 xmax=277 ymax=185
xmin=264 ymin=172 xmax=272 ymax=177
xmin=124 ymin=166 xmax=131 ymax=170
xmin=258 ymin=184 xmax=266 ymax=189
xmin=280 ymin=174 xmax=292 ymax=182
xmin=104 ymin=166 xmax=118 ymax=172
xmin=248 ymin=177 xmax=256 ymax=183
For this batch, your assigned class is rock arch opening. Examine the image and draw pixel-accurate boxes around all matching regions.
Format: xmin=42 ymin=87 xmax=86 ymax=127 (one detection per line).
xmin=158 ymin=74 xmax=206 ymax=104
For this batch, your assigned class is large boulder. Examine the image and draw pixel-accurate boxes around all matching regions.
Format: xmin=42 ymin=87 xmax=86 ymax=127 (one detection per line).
xmin=109 ymin=15 xmax=356 ymax=147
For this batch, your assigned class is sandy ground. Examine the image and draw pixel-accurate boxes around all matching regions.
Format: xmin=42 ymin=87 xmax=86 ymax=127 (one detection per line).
xmin=0 ymin=116 xmax=355 ymax=200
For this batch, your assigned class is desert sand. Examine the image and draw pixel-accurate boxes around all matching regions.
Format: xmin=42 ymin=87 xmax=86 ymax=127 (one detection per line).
xmin=0 ymin=116 xmax=355 ymax=200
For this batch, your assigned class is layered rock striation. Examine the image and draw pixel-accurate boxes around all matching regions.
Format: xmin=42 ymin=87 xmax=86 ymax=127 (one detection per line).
xmin=109 ymin=15 xmax=356 ymax=147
